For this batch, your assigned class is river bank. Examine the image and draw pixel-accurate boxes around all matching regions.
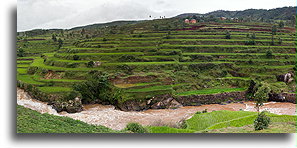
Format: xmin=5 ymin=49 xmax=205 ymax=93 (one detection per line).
xmin=17 ymin=88 xmax=296 ymax=130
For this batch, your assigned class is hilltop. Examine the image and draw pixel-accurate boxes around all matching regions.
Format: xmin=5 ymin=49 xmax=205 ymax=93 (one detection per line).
xmin=176 ymin=6 xmax=296 ymax=21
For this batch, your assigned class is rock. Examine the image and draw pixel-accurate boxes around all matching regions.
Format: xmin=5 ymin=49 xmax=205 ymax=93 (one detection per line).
xmin=151 ymin=97 xmax=182 ymax=109
xmin=52 ymin=98 xmax=83 ymax=113
xmin=277 ymin=72 xmax=293 ymax=83
xmin=93 ymin=61 xmax=102 ymax=67
xmin=168 ymin=99 xmax=183 ymax=109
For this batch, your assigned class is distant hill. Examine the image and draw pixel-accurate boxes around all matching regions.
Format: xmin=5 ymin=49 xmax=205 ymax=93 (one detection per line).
xmin=18 ymin=6 xmax=296 ymax=34
xmin=176 ymin=6 xmax=296 ymax=20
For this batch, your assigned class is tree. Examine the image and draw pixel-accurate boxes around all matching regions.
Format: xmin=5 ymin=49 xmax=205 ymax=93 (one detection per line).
xmin=73 ymin=71 xmax=122 ymax=104
xmin=57 ymin=38 xmax=63 ymax=49
xmin=251 ymin=33 xmax=256 ymax=39
xmin=254 ymin=111 xmax=271 ymax=130
xmin=278 ymin=37 xmax=282 ymax=45
xmin=278 ymin=21 xmax=285 ymax=28
xmin=253 ymin=82 xmax=271 ymax=112
xmin=17 ymin=47 xmax=24 ymax=57
xmin=271 ymin=25 xmax=277 ymax=35
xmin=60 ymin=30 xmax=64 ymax=37
xmin=225 ymin=31 xmax=231 ymax=39
xmin=270 ymin=35 xmax=275 ymax=45
xmin=266 ymin=50 xmax=273 ymax=59
xmin=52 ymin=34 xmax=57 ymax=42
xmin=81 ymin=28 xmax=86 ymax=36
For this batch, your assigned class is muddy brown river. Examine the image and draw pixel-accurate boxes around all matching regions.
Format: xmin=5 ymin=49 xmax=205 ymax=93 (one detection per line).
xmin=17 ymin=88 xmax=296 ymax=130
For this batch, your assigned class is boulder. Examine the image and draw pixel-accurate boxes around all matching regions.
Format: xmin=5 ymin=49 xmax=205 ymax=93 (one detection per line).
xmin=51 ymin=97 xmax=83 ymax=113
xmin=277 ymin=72 xmax=293 ymax=83
xmin=151 ymin=97 xmax=182 ymax=109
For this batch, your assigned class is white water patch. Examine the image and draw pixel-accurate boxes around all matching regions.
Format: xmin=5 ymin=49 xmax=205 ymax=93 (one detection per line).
xmin=17 ymin=88 xmax=60 ymax=116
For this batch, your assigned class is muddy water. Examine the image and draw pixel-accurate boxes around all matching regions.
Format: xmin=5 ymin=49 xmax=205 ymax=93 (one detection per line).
xmin=17 ymin=88 xmax=296 ymax=130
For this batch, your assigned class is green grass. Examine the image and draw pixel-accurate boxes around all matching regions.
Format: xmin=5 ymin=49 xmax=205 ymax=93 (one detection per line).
xmin=218 ymin=77 xmax=251 ymax=80
xmin=17 ymin=60 xmax=33 ymax=64
xmin=236 ymin=65 xmax=295 ymax=69
xmin=146 ymin=110 xmax=296 ymax=133
xmin=206 ymin=122 xmax=296 ymax=133
xmin=57 ymin=52 xmax=144 ymax=56
xmin=17 ymin=68 xmax=27 ymax=74
xmin=177 ymin=88 xmax=246 ymax=96
xmin=17 ymin=105 xmax=116 ymax=133
xmin=185 ymin=111 xmax=258 ymax=131
xmin=17 ymin=56 xmax=38 ymax=60
xmin=37 ymin=87 xmax=73 ymax=93
xmin=17 ymin=75 xmax=45 ymax=85
xmin=105 ymin=61 xmax=232 ymax=66
xmin=162 ymin=44 xmax=296 ymax=49
xmin=204 ymin=112 xmax=296 ymax=132
xmin=115 ymin=82 xmax=162 ymax=88
xmin=184 ymin=110 xmax=296 ymax=133
xmin=35 ymin=78 xmax=85 ymax=83
xmin=164 ymin=38 xmax=295 ymax=44
xmin=183 ymin=52 xmax=295 ymax=56
xmin=17 ymin=64 xmax=30 ymax=68
xmin=169 ymin=35 xmax=294 ymax=40
xmin=31 ymin=58 xmax=102 ymax=71
xmin=126 ymin=85 xmax=173 ymax=93
xmin=148 ymin=126 xmax=195 ymax=133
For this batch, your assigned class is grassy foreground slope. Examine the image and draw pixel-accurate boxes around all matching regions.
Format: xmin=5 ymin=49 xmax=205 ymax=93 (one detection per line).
xmin=148 ymin=110 xmax=296 ymax=133
xmin=17 ymin=105 xmax=116 ymax=133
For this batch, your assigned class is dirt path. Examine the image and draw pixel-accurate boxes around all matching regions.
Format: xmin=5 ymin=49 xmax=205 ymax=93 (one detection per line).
xmin=17 ymin=88 xmax=296 ymax=130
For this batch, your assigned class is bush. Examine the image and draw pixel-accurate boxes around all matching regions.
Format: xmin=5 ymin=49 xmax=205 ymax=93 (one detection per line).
xmin=118 ymin=55 xmax=138 ymax=62
xmin=254 ymin=111 xmax=271 ymax=130
xmin=265 ymin=50 xmax=273 ymax=59
xmin=73 ymin=55 xmax=80 ymax=60
xmin=86 ymin=61 xmax=94 ymax=68
xmin=125 ymin=123 xmax=147 ymax=133
xmin=245 ymin=40 xmax=255 ymax=45
xmin=27 ymin=66 xmax=39 ymax=75
xmin=73 ymin=71 xmax=122 ymax=104
xmin=202 ymin=109 xmax=208 ymax=113
xmin=225 ymin=31 xmax=231 ymax=39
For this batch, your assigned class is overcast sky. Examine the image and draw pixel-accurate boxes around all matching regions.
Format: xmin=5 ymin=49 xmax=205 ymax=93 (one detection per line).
xmin=17 ymin=0 xmax=296 ymax=32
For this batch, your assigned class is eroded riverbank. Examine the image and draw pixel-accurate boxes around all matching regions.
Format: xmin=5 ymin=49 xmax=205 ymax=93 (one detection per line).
xmin=17 ymin=88 xmax=296 ymax=130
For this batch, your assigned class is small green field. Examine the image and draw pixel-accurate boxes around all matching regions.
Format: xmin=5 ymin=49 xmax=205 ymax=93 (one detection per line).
xmin=148 ymin=110 xmax=296 ymax=133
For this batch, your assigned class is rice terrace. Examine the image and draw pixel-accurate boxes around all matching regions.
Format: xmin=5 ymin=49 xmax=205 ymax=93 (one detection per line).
xmin=17 ymin=5 xmax=296 ymax=133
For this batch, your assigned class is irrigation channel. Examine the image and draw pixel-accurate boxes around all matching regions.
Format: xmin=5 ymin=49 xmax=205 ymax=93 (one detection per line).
xmin=17 ymin=88 xmax=296 ymax=130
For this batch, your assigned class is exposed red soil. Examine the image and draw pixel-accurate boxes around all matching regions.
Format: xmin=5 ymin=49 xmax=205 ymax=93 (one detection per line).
xmin=176 ymin=25 xmax=207 ymax=31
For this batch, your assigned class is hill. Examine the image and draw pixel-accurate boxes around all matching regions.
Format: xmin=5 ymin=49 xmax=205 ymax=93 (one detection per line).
xmin=176 ymin=6 xmax=296 ymax=21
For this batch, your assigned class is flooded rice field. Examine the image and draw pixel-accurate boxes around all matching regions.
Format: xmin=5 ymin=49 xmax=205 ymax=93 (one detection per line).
xmin=17 ymin=88 xmax=296 ymax=130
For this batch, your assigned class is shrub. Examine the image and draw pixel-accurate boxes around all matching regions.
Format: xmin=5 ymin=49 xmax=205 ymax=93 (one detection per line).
xmin=73 ymin=55 xmax=80 ymax=60
xmin=225 ymin=31 xmax=231 ymax=39
xmin=117 ymin=64 xmax=135 ymax=75
xmin=118 ymin=55 xmax=137 ymax=62
xmin=245 ymin=40 xmax=255 ymax=45
xmin=202 ymin=109 xmax=208 ymax=113
xmin=125 ymin=123 xmax=147 ymax=133
xmin=86 ymin=61 xmax=94 ymax=68
xmin=73 ymin=71 xmax=122 ymax=104
xmin=254 ymin=111 xmax=271 ymax=130
xmin=27 ymin=66 xmax=39 ymax=75
xmin=265 ymin=50 xmax=273 ymax=59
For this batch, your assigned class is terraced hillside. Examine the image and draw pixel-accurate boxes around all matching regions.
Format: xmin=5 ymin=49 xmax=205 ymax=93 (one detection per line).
xmin=17 ymin=21 xmax=296 ymax=112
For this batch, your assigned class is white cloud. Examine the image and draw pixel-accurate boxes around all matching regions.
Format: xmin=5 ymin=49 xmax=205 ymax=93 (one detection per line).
xmin=17 ymin=0 xmax=296 ymax=31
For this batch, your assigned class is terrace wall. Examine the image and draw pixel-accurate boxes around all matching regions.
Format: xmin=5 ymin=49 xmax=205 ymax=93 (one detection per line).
xmin=176 ymin=91 xmax=247 ymax=106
